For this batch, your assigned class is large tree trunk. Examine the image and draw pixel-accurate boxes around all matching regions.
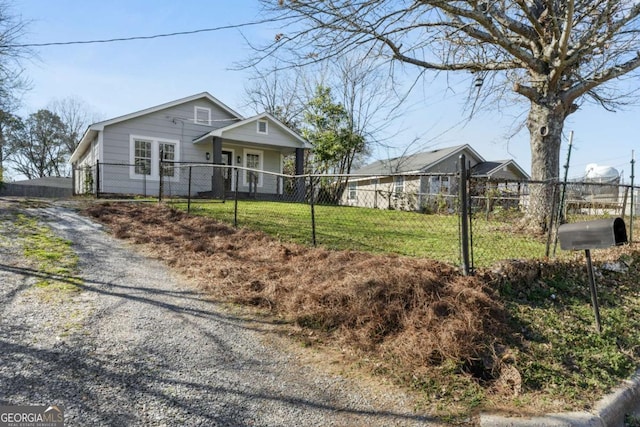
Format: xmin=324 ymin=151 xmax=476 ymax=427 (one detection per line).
xmin=526 ymin=100 xmax=564 ymax=232
xmin=0 ymin=132 xmax=4 ymax=182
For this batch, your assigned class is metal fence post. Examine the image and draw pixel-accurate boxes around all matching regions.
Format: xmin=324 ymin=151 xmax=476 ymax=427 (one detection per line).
xmin=585 ymin=249 xmax=602 ymax=333
xmin=558 ymin=132 xmax=573 ymax=224
xmin=96 ymin=160 xmax=100 ymax=199
xmin=234 ymin=167 xmax=239 ymax=228
xmin=630 ymin=151 xmax=635 ymax=243
xmin=158 ymin=152 xmax=163 ymax=202
xmin=546 ymin=183 xmax=558 ymax=257
xmin=71 ymin=166 xmax=76 ymax=196
xmin=309 ymin=176 xmax=317 ymax=247
xmin=551 ymin=132 xmax=573 ymax=256
xmin=459 ymin=154 xmax=471 ymax=275
xmin=187 ymin=166 xmax=192 ymax=214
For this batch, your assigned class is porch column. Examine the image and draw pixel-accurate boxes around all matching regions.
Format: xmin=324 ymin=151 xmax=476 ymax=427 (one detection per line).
xmin=295 ymin=147 xmax=305 ymax=202
xmin=212 ymin=137 xmax=224 ymax=199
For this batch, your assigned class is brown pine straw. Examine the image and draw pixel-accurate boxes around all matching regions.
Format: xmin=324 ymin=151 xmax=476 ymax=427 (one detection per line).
xmin=84 ymin=202 xmax=510 ymax=379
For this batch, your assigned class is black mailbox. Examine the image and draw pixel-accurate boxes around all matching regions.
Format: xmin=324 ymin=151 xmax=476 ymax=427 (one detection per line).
xmin=557 ymin=217 xmax=627 ymax=251
xmin=556 ymin=217 xmax=627 ymax=333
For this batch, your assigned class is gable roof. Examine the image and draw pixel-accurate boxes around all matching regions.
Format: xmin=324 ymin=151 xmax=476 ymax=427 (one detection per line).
xmin=471 ymin=159 xmax=530 ymax=179
xmin=471 ymin=160 xmax=505 ymax=176
xmin=70 ymin=92 xmax=243 ymax=163
xmin=192 ymin=112 xmax=311 ymax=148
xmin=95 ymin=92 xmax=242 ymax=130
xmin=354 ymin=144 xmax=484 ymax=175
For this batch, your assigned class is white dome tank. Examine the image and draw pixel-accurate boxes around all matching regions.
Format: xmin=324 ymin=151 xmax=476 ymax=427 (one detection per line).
xmin=584 ymin=163 xmax=619 ymax=180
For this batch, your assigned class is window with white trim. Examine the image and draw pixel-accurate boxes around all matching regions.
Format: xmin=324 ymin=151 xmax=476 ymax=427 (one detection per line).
xmin=129 ymin=135 xmax=180 ymax=181
xmin=160 ymin=142 xmax=176 ymax=177
xmin=247 ymin=153 xmax=260 ymax=169
xmin=347 ymin=181 xmax=357 ymax=200
xmin=257 ymin=119 xmax=268 ymax=134
xmin=243 ymin=149 xmax=263 ymax=187
xmin=194 ymin=106 xmax=211 ymax=125
xmin=440 ymin=176 xmax=450 ymax=193
xmin=430 ymin=176 xmax=450 ymax=194
xmin=394 ymin=176 xmax=404 ymax=195
xmin=134 ymin=139 xmax=152 ymax=175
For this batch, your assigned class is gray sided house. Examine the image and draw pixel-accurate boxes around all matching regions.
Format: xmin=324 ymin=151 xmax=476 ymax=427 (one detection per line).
xmin=70 ymin=92 xmax=310 ymax=198
xmin=343 ymin=144 xmax=529 ymax=211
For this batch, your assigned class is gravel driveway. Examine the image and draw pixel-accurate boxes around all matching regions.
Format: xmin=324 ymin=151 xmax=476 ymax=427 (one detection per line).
xmin=0 ymin=201 xmax=440 ymax=426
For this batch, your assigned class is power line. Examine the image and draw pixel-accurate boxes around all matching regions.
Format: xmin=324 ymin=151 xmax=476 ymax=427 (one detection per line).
xmin=0 ymin=18 xmax=284 ymax=48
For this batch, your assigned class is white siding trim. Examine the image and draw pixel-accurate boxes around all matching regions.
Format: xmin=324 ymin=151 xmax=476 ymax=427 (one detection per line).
xmin=257 ymin=119 xmax=268 ymax=135
xmin=394 ymin=176 xmax=405 ymax=194
xmin=279 ymin=153 xmax=284 ymax=195
xmin=98 ymin=132 xmax=104 ymax=188
xmin=71 ymin=92 xmax=246 ymax=163
xmin=128 ymin=134 xmax=181 ymax=182
xmin=347 ymin=181 xmax=357 ymax=201
xmin=194 ymin=106 xmax=211 ymax=126
xmin=222 ymin=148 xmax=237 ymax=190
xmin=98 ymin=131 xmax=104 ymax=163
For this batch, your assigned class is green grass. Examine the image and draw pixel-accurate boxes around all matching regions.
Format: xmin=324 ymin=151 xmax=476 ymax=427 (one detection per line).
xmin=494 ymin=259 xmax=640 ymax=410
xmin=13 ymin=213 xmax=82 ymax=296
xmin=176 ymin=200 xmax=548 ymax=266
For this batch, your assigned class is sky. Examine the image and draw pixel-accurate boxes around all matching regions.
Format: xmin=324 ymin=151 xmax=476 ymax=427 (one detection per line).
xmin=9 ymin=0 xmax=640 ymax=182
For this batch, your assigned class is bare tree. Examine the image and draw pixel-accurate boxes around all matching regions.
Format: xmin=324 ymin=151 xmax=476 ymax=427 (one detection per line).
xmin=48 ymin=97 xmax=99 ymax=155
xmin=0 ymin=1 xmax=31 ymax=181
xmin=332 ymin=54 xmax=407 ymax=167
xmin=243 ymin=63 xmax=307 ymax=131
xmin=245 ymin=53 xmax=405 ymax=163
xmin=258 ymin=0 xmax=640 ymax=230
xmin=244 ymin=54 xmax=407 ymax=203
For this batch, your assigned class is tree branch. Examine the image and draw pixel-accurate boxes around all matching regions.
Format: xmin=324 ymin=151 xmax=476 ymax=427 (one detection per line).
xmin=563 ymin=52 xmax=640 ymax=104
xmin=424 ymin=1 xmax=546 ymax=72
xmin=513 ymin=81 xmax=539 ymax=101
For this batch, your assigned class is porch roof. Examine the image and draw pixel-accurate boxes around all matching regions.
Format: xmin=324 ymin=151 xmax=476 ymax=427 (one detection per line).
xmin=192 ymin=112 xmax=311 ymax=150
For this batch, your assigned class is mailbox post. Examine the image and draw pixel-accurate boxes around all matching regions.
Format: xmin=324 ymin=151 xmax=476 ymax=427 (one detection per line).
xmin=557 ymin=217 xmax=627 ymax=333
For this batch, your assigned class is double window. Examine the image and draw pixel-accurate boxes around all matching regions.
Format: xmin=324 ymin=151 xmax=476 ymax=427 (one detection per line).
xmin=430 ymin=176 xmax=450 ymax=194
xmin=130 ymin=135 xmax=180 ymax=180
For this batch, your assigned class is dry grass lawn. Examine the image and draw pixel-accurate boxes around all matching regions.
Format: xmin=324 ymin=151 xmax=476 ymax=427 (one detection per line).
xmin=83 ymin=201 xmax=640 ymax=421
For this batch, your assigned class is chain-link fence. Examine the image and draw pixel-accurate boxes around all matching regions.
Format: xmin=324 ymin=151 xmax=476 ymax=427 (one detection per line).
xmin=310 ymin=172 xmax=461 ymax=261
xmin=73 ymin=164 xmax=97 ymax=196
xmin=72 ymin=162 xmax=162 ymax=198
xmin=467 ymin=178 xmax=545 ymax=267
xmin=74 ymin=160 xmax=638 ymax=270
xmin=159 ymin=163 xmax=304 ymax=202
xmin=155 ymin=163 xmax=464 ymax=263
xmin=468 ymin=177 xmax=637 ymax=267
